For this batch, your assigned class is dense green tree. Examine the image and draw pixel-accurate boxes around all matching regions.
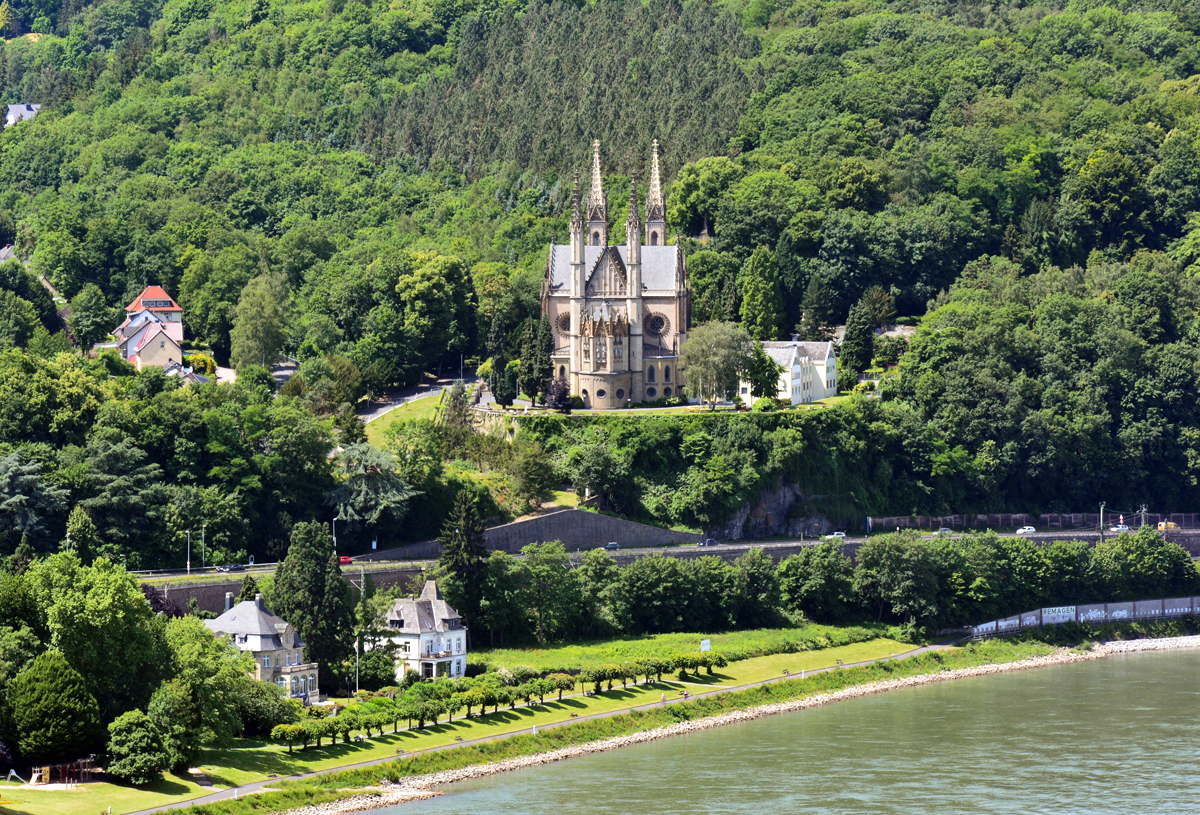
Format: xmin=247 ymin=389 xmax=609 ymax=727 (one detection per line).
xmin=678 ymin=321 xmax=755 ymax=408
xmin=147 ymin=679 xmax=201 ymax=773
xmin=778 ymin=542 xmax=854 ymax=623
xmin=24 ymin=554 xmax=169 ymax=719
xmin=744 ymin=342 xmax=784 ymax=400
xmin=8 ymin=650 xmax=103 ymax=765
xmin=68 ymin=284 xmax=118 ymax=349
xmin=795 ymin=278 xmax=835 ymax=342
xmin=326 ymin=444 xmax=415 ymax=538
xmin=230 ymin=272 xmax=292 ymax=370
xmin=519 ymin=541 xmax=577 ymax=644
xmin=271 ymin=522 xmax=352 ymax=687
xmin=106 ymin=709 xmax=167 ymax=786
xmin=739 ymin=246 xmax=784 ymax=341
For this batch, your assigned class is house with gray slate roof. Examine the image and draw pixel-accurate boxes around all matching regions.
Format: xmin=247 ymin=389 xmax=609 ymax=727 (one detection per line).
xmin=383 ymin=580 xmax=467 ymax=680
xmin=740 ymin=340 xmax=838 ymax=405
xmin=206 ymin=592 xmax=321 ymax=702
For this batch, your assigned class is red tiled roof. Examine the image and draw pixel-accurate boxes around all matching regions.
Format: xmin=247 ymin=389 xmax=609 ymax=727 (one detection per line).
xmin=126 ymin=285 xmax=182 ymax=312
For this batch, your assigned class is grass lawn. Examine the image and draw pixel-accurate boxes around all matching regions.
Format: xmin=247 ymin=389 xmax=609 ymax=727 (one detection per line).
xmin=471 ymin=625 xmax=900 ymax=672
xmin=365 ymin=395 xmax=439 ymax=445
xmin=0 ymin=772 xmax=210 ymax=815
xmin=0 ymin=637 xmax=911 ymax=815
xmin=548 ymin=490 xmax=580 ymax=508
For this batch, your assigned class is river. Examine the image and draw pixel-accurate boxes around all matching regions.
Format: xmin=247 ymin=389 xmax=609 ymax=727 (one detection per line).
xmin=377 ymin=649 xmax=1200 ymax=815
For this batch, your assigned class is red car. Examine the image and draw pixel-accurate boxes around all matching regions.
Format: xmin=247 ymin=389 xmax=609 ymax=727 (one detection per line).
xmin=339 ymin=555 xmax=353 ymax=565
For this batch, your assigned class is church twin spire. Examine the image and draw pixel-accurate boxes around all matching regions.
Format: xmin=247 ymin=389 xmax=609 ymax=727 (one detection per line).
xmin=581 ymin=139 xmax=665 ymax=246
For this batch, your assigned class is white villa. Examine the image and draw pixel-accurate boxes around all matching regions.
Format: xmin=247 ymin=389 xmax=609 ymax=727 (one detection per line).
xmin=740 ymin=340 xmax=838 ymax=405
xmin=383 ymin=581 xmax=468 ymax=680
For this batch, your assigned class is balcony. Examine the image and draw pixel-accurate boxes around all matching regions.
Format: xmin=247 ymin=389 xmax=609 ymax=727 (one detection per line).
xmin=422 ymin=650 xmax=453 ymax=659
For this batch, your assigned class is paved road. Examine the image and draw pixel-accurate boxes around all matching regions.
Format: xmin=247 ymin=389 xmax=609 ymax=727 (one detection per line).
xmin=126 ymin=639 xmax=951 ymax=814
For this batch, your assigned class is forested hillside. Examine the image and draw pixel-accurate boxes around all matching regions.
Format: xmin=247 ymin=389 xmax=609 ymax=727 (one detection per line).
xmin=3 ymin=0 xmax=1200 ymax=564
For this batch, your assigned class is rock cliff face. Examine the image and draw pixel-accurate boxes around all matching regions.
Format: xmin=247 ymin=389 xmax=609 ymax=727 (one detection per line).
xmin=707 ymin=479 xmax=834 ymax=540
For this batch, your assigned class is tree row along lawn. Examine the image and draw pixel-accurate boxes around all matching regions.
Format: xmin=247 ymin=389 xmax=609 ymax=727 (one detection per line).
xmin=185 ymin=636 xmax=1069 ymax=815
xmin=0 ymin=637 xmax=911 ymax=815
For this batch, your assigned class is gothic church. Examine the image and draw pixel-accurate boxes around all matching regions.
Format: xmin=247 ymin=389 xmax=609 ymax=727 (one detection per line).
xmin=543 ymin=140 xmax=690 ymax=409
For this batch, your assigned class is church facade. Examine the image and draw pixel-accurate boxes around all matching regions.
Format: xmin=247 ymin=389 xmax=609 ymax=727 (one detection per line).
xmin=543 ymin=140 xmax=690 ymax=409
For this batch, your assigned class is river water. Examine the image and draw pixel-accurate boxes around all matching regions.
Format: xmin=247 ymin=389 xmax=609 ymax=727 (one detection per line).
xmin=380 ymin=649 xmax=1200 ymax=815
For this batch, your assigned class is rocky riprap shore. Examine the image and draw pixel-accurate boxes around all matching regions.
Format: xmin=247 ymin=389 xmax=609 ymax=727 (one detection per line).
xmin=288 ymin=635 xmax=1200 ymax=814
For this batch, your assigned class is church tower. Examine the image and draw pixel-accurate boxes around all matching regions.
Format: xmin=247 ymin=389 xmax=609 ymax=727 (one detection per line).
xmin=587 ymin=140 xmax=608 ymax=247
xmin=568 ymin=172 xmax=585 ymax=393
xmin=626 ymin=175 xmax=644 ymax=397
xmin=645 ymin=139 xmax=666 ymax=246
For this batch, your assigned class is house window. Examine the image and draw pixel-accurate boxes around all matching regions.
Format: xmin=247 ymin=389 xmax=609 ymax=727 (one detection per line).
xmin=160 ymin=341 xmax=165 ymax=348
xmin=264 ymin=655 xmax=271 ymax=667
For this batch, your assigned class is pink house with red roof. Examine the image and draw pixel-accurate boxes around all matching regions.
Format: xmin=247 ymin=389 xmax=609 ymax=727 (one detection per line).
xmin=113 ymin=286 xmax=185 ymax=370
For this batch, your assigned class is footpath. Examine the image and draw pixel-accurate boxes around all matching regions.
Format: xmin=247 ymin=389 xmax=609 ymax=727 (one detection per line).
xmin=129 ymin=641 xmax=945 ymax=814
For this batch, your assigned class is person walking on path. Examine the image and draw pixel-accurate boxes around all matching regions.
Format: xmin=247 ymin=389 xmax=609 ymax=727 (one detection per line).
xmin=661 ymin=693 xmax=666 ymax=704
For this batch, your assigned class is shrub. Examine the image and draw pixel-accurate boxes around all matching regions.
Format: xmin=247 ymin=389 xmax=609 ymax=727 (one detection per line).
xmin=238 ymin=681 xmax=300 ymax=738
xmin=107 ymin=710 xmax=167 ymax=786
xmin=8 ymin=650 xmax=104 ymax=765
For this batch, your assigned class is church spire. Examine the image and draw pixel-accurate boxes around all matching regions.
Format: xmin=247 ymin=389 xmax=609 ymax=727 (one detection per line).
xmin=626 ymin=172 xmax=641 ymax=235
xmin=586 ymin=139 xmax=608 ymax=246
xmin=570 ymin=171 xmax=584 ymax=233
xmin=645 ymin=139 xmax=666 ymax=246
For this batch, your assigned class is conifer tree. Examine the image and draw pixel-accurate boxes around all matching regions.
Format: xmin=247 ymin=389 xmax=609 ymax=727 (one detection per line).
xmin=9 ymin=650 xmax=104 ymax=764
xmin=272 ymin=522 xmax=352 ymax=687
xmin=236 ymin=574 xmax=258 ymax=602
xmin=63 ymin=505 xmax=100 ymax=563
xmin=839 ymin=299 xmax=875 ymax=382
xmin=795 ymin=278 xmax=835 ymax=341
xmin=437 ymin=491 xmax=488 ymax=644
xmin=739 ymin=246 xmax=784 ymax=341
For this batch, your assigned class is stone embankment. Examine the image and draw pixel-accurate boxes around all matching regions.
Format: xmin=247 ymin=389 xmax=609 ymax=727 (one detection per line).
xmin=291 ymin=635 xmax=1200 ymax=815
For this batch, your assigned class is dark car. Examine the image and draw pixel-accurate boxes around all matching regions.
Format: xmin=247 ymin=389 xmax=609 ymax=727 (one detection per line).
xmin=215 ymin=564 xmax=245 ymax=573
xmin=339 ymin=555 xmax=353 ymax=565
xmin=698 ymin=539 xmax=718 ymax=547
xmin=605 ymin=542 xmax=620 ymax=551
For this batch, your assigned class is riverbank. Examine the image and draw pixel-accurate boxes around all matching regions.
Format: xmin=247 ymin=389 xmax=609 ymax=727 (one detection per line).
xmin=276 ymin=634 xmax=1200 ymax=815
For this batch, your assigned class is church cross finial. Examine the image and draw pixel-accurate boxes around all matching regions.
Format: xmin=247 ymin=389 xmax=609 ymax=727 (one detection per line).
xmin=587 ymin=139 xmax=606 ymax=222
xmin=646 ymin=138 xmax=665 ymax=223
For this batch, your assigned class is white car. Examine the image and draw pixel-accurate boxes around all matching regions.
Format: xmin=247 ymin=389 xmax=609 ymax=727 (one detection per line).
xmin=1016 ymin=526 xmax=1036 ymax=535
xmin=1109 ymin=524 xmax=1130 ymax=533
xmin=824 ymin=531 xmax=847 ymax=540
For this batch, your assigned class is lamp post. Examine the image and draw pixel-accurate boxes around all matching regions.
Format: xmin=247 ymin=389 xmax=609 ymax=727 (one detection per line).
xmin=332 ymin=517 xmax=337 ymax=555
xmin=202 ymin=524 xmax=206 ymax=569
xmin=187 ymin=530 xmax=191 ymax=574
xmin=1099 ymin=501 xmax=1106 ymax=542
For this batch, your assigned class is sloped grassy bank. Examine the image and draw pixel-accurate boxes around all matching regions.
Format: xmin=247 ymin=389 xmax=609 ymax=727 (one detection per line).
xmin=187 ymin=619 xmax=1200 ymax=815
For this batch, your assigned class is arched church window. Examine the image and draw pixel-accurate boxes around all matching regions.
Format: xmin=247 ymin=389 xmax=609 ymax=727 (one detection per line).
xmin=582 ymin=389 xmax=588 ymax=399
xmin=650 ymin=231 xmax=659 ymax=246
xmin=664 ymin=366 xmax=671 ymax=382
xmin=559 ymin=366 xmax=566 ymax=379
xmin=647 ymin=366 xmax=655 ymax=383
xmin=592 ymin=232 xmax=600 ymax=246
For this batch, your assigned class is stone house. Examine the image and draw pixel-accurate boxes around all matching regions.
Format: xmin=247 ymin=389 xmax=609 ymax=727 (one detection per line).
xmin=206 ymin=592 xmax=321 ymax=702
xmin=740 ymin=340 xmax=838 ymax=405
xmin=383 ymin=581 xmax=468 ymax=680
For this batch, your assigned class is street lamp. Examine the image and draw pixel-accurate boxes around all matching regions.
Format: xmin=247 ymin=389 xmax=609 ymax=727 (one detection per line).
xmin=202 ymin=524 xmax=206 ymax=569
xmin=187 ymin=529 xmax=191 ymax=575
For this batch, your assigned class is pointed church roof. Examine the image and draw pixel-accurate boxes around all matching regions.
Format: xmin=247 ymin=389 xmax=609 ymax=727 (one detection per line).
xmin=646 ymin=139 xmax=665 ymax=223
xmin=587 ymin=139 xmax=606 ymax=222
xmin=547 ymin=244 xmax=680 ymax=293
